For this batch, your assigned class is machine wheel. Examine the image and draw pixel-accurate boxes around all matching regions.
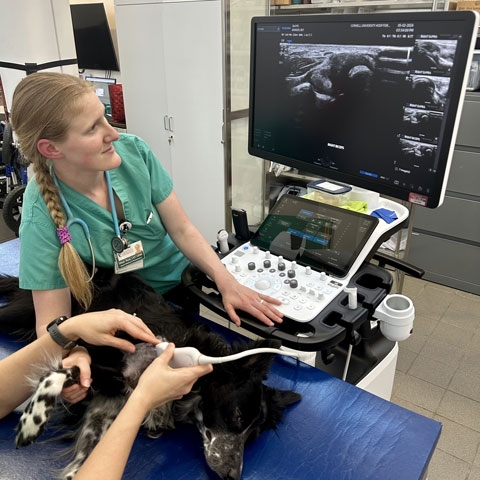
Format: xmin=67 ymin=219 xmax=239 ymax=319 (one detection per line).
xmin=2 ymin=184 xmax=26 ymax=236
xmin=1 ymin=122 xmax=14 ymax=164
xmin=1 ymin=122 xmax=29 ymax=168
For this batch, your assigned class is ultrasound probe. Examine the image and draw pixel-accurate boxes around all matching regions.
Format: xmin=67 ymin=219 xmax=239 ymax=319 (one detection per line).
xmin=155 ymin=342 xmax=300 ymax=368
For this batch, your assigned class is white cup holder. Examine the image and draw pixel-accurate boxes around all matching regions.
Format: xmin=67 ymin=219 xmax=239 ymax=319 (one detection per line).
xmin=374 ymin=294 xmax=415 ymax=342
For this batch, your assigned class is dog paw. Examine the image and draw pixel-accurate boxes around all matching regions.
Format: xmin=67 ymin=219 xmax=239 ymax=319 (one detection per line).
xmin=15 ymin=367 xmax=80 ymax=448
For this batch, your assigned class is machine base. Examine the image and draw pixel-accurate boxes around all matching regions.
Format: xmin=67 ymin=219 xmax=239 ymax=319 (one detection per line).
xmin=314 ymin=328 xmax=399 ymax=401
xmin=356 ymin=342 xmax=398 ymax=400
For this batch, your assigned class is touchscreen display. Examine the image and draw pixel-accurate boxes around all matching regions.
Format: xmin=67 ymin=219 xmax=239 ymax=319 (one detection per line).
xmin=251 ymin=195 xmax=379 ymax=277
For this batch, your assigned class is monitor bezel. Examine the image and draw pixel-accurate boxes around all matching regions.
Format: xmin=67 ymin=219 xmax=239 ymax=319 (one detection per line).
xmin=248 ymin=11 xmax=479 ymax=208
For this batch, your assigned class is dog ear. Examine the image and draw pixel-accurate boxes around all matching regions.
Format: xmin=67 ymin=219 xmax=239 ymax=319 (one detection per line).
xmin=229 ymin=338 xmax=283 ymax=378
xmin=259 ymin=385 xmax=302 ymax=432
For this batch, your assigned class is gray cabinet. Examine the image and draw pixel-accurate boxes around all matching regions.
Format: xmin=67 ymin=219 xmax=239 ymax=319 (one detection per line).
xmin=407 ymin=92 xmax=480 ymax=295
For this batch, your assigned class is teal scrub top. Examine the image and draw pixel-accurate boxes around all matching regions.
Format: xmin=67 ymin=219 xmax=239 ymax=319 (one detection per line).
xmin=19 ymin=133 xmax=189 ymax=295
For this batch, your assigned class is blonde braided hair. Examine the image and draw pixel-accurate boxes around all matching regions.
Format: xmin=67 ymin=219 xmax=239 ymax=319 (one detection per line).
xmin=11 ymin=72 xmax=94 ymax=310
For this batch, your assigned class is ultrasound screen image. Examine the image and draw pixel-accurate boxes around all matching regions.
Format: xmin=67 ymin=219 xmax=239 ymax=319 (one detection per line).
xmin=249 ymin=13 xmax=477 ymax=207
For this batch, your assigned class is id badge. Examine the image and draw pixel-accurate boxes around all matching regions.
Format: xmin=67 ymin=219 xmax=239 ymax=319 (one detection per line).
xmin=114 ymin=240 xmax=145 ymax=274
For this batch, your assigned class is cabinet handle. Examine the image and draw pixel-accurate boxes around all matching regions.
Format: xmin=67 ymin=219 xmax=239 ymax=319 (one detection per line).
xmin=168 ymin=116 xmax=174 ymax=132
xmin=163 ymin=115 xmax=169 ymax=131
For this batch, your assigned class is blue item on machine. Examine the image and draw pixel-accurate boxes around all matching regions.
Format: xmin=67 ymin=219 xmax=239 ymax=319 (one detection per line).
xmin=371 ymin=208 xmax=398 ymax=224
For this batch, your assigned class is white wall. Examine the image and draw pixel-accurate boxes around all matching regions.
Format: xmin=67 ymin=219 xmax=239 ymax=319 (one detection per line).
xmin=0 ymin=0 xmax=78 ymax=113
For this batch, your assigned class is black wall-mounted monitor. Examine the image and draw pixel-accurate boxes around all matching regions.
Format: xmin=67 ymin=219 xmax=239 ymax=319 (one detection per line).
xmin=70 ymin=3 xmax=119 ymax=72
xmin=248 ymin=12 xmax=478 ymax=208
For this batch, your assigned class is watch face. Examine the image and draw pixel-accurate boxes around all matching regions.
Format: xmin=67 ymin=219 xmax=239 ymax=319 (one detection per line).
xmin=111 ymin=236 xmax=125 ymax=253
xmin=47 ymin=315 xmax=68 ymax=329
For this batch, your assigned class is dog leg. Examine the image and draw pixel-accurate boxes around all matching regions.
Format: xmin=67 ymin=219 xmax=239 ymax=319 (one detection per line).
xmin=15 ymin=366 xmax=80 ymax=448
xmin=61 ymin=394 xmax=126 ymax=480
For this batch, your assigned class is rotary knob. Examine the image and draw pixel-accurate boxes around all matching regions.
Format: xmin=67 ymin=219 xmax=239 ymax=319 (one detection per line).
xmin=289 ymin=279 xmax=298 ymax=289
xmin=287 ymin=269 xmax=296 ymax=278
xmin=248 ymin=262 xmax=256 ymax=271
xmin=263 ymin=259 xmax=271 ymax=268
xmin=278 ymin=262 xmax=286 ymax=271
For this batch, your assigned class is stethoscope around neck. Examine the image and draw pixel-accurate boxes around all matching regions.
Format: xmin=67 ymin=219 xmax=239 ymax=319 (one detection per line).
xmin=52 ymin=170 xmax=127 ymax=279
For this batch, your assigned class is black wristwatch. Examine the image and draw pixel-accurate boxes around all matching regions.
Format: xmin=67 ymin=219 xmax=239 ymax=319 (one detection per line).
xmin=47 ymin=316 xmax=77 ymax=350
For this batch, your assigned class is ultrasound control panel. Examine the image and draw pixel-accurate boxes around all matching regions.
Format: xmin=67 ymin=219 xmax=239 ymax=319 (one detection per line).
xmin=221 ymin=194 xmax=410 ymax=323
xmin=222 ymin=244 xmax=346 ymax=323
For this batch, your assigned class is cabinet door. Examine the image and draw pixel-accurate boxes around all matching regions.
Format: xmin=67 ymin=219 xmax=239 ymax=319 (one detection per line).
xmin=162 ymin=1 xmax=225 ymax=243
xmin=115 ymin=0 xmax=225 ymax=243
xmin=115 ymin=2 xmax=171 ymax=172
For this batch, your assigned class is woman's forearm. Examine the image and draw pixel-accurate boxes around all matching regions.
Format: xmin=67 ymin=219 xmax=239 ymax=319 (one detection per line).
xmin=74 ymin=394 xmax=149 ymax=479
xmin=0 ymin=335 xmax=64 ymax=419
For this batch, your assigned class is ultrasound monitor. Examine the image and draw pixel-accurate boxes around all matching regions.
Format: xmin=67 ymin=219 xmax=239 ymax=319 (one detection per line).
xmin=248 ymin=12 xmax=479 ymax=208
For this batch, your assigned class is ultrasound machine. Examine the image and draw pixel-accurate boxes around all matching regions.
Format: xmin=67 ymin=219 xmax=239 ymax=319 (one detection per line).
xmin=184 ymin=10 xmax=479 ymax=401
xmin=0 ymin=9 xmax=478 ymax=479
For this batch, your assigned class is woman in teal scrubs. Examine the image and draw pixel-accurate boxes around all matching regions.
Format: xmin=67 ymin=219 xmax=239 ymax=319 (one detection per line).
xmin=11 ymin=72 xmax=282 ymax=403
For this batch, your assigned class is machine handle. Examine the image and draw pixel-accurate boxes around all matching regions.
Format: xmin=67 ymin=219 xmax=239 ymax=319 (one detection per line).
xmin=372 ymin=251 xmax=425 ymax=278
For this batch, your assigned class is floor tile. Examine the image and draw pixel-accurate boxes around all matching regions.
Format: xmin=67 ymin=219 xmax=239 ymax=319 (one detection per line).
xmin=396 ymin=347 xmax=417 ymax=373
xmin=402 ymin=331 xmax=428 ymax=354
xmin=431 ymin=321 xmax=476 ymax=350
xmin=441 ymin=295 xmax=480 ymax=332
xmin=390 ymin=395 xmax=434 ymax=418
xmin=468 ymin=466 xmax=480 ymax=480
xmin=392 ymin=370 xmax=445 ymax=412
xmin=408 ymin=354 xmax=456 ymax=389
xmin=434 ymin=415 xmax=480 ymax=464
xmin=427 ymin=449 xmax=470 ymax=480
xmin=413 ymin=285 xmax=455 ymax=321
xmin=449 ymin=369 xmax=480 ymax=404
xmin=419 ymin=336 xmax=465 ymax=368
xmin=437 ymin=391 xmax=480 ymax=433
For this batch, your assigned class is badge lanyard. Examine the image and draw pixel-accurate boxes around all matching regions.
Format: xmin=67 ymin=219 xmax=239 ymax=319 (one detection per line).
xmin=106 ymin=171 xmax=129 ymax=253
xmin=105 ymin=171 xmax=144 ymax=273
xmin=53 ymin=170 xmax=143 ymax=274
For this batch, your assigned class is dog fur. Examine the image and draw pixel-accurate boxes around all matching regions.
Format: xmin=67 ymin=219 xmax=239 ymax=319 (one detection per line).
xmin=0 ymin=270 xmax=301 ymax=480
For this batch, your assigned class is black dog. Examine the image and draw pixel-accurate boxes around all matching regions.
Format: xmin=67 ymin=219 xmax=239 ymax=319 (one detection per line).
xmin=0 ymin=270 xmax=301 ymax=480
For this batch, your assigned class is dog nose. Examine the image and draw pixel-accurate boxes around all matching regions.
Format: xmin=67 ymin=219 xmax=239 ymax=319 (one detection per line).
xmin=224 ymin=468 xmax=241 ymax=480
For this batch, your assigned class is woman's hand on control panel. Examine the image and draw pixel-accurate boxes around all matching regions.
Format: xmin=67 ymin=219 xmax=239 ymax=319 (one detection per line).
xmin=217 ymin=276 xmax=283 ymax=327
